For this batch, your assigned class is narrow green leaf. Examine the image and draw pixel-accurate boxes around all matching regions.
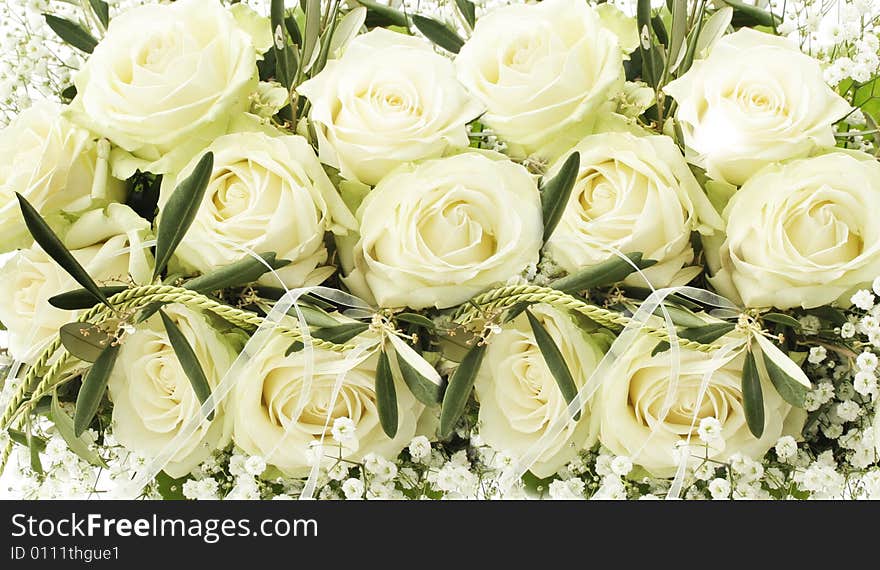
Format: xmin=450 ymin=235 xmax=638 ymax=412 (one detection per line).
xmin=678 ymin=322 xmax=735 ymax=344
xmin=88 ymin=0 xmax=110 ymax=28
xmin=357 ymin=0 xmax=408 ymax=27
xmin=412 ymin=15 xmax=465 ymax=54
xmin=758 ymin=349 xmax=808 ymax=408
xmin=668 ymin=0 xmax=687 ymax=69
xmin=43 ymin=14 xmax=98 ymax=53
xmin=60 ymin=322 xmax=113 ymax=363
xmin=504 ymin=302 xmax=530 ymax=323
xmin=74 ymin=344 xmax=120 ymax=436
xmin=525 ymin=310 xmax=581 ymax=420
xmin=454 ymin=0 xmax=476 ymax=28
xmin=439 ymin=343 xmax=486 ymax=438
xmin=271 ymin=0 xmax=295 ymax=88
xmin=550 ymin=252 xmax=657 ymax=293
xmin=8 ymin=429 xmax=46 ymax=452
xmin=49 ymin=286 xmax=128 ymax=310
xmin=25 ymin=414 xmax=43 ymax=474
xmin=636 ymin=0 xmax=656 ymax=86
xmin=753 ymin=333 xmax=811 ymax=389
xmin=395 ymin=350 xmax=442 ymax=406
xmin=301 ymin=0 xmax=321 ymax=70
xmin=284 ymin=15 xmax=303 ymax=46
xmin=651 ymin=15 xmax=668 ymax=47
xmin=396 ymin=312 xmax=436 ymax=329
xmin=16 ymin=193 xmax=110 ymax=308
xmin=720 ymin=0 xmax=778 ymax=27
xmin=285 ymin=323 xmax=369 ymax=355
xmin=762 ymin=313 xmax=802 ymax=329
xmin=50 ymin=391 xmax=108 ymax=468
xmin=292 ymin=305 xmax=344 ymax=329
xmin=652 ymin=304 xmax=709 ymax=329
xmin=742 ymin=350 xmax=765 ymax=438
xmin=182 ymin=252 xmax=290 ymax=293
xmin=541 ymin=152 xmax=580 ymax=242
xmin=61 ymin=85 xmax=77 ymax=101
xmin=155 ymin=471 xmax=189 ymax=500
xmin=376 ymin=349 xmax=398 ymax=438
xmin=159 ymin=310 xmax=214 ymax=421
xmin=806 ymin=306 xmax=847 ymax=327
xmin=153 ymin=152 xmax=214 ymax=280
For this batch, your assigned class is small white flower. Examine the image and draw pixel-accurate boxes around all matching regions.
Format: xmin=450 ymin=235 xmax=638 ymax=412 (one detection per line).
xmin=840 ymin=322 xmax=857 ymax=338
xmin=808 ymin=346 xmax=827 ymax=364
xmin=244 ymin=455 xmax=267 ymax=477
xmin=774 ymin=435 xmax=798 ymax=461
xmin=822 ymin=423 xmax=843 ymax=439
xmin=331 ymin=417 xmax=357 ymax=444
xmin=228 ymin=454 xmax=248 ymax=477
xmin=708 ymin=478 xmax=731 ymax=500
xmin=835 ymin=400 xmax=861 ymax=422
xmin=694 ymin=462 xmax=717 ymax=482
xmin=407 ymin=436 xmax=432 ymax=463
xmin=857 ymin=351 xmax=878 ymax=371
xmin=594 ymin=454 xmax=614 ymax=477
xmin=610 ymin=456 xmax=633 ymax=477
xmin=697 ymin=417 xmax=723 ymax=444
xmin=548 ymin=478 xmax=586 ymax=499
xmin=852 ymin=290 xmax=875 ymax=311
xmin=853 ymin=370 xmax=878 ymax=397
xmin=342 ymin=478 xmax=365 ymax=500
xmin=327 ymin=462 xmax=350 ymax=482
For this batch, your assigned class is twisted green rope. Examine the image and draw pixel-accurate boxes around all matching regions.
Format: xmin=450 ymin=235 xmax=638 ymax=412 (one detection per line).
xmin=455 ymin=284 xmax=722 ymax=353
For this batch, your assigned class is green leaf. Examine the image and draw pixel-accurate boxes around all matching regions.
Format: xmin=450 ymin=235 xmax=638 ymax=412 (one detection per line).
xmin=284 ymin=15 xmax=303 ymax=46
xmin=376 ymin=349 xmax=398 ymax=438
xmin=25 ymin=415 xmax=43 ymax=474
xmin=74 ymin=344 xmax=120 ymax=436
xmin=679 ymin=322 xmax=735 ymax=344
xmin=550 ymin=252 xmax=657 ymax=293
xmin=636 ymin=0 xmax=656 ymax=86
xmin=652 ymin=304 xmax=709 ymax=329
xmin=16 ymin=193 xmax=110 ymax=308
xmin=159 ymin=310 xmax=214 ymax=421
xmin=153 ymin=152 xmax=214 ymax=280
xmin=668 ymin=0 xmax=688 ymax=69
xmin=49 ymin=286 xmax=128 ymax=310
xmin=301 ymin=0 xmax=322 ymax=71
xmin=720 ymin=0 xmax=778 ymax=27
xmin=806 ymin=306 xmax=847 ymax=327
xmin=763 ymin=313 xmax=802 ymax=329
xmin=540 ymin=152 xmax=580 ymax=242
xmin=155 ymin=471 xmax=189 ymax=500
xmin=742 ymin=350 xmax=764 ymax=438
xmin=357 ymin=0 xmax=408 ymax=27
xmin=757 ymin=349 xmax=808 ymax=408
xmin=88 ymin=0 xmax=110 ymax=28
xmin=271 ymin=0 xmax=296 ymax=88
xmin=396 ymin=313 xmax=436 ymax=329
xmin=439 ymin=343 xmax=486 ymax=438
xmin=753 ymin=333 xmax=811 ymax=389
xmin=525 ymin=310 xmax=581 ymax=421
xmin=291 ymin=305 xmax=343 ymax=329
xmin=412 ymin=15 xmax=465 ymax=54
xmin=454 ymin=0 xmax=476 ymax=28
xmin=50 ymin=391 xmax=108 ymax=468
xmin=8 ymin=429 xmax=46 ymax=453
xmin=60 ymin=322 xmax=113 ymax=363
xmin=182 ymin=252 xmax=290 ymax=293
xmin=43 ymin=14 xmax=98 ymax=53
xmin=285 ymin=323 xmax=369 ymax=355
xmin=61 ymin=84 xmax=77 ymax=101
xmin=395 ymin=351 xmax=443 ymax=406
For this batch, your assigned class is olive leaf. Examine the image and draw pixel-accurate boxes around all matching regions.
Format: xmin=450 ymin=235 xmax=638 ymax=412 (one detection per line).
xmin=17 ymin=193 xmax=110 ymax=308
xmin=387 ymin=333 xmax=443 ymax=387
xmin=550 ymin=252 xmax=657 ymax=293
xmin=756 ymin=347 xmax=808 ymax=408
xmin=667 ymin=0 xmax=687 ymax=68
xmin=376 ymin=349 xmax=399 ymax=438
xmin=540 ymin=151 xmax=580 ymax=243
xmin=74 ymin=344 xmax=120 ymax=436
xmin=153 ymin=152 xmax=214 ymax=280
xmin=395 ymin=350 xmax=443 ymax=406
xmin=49 ymin=286 xmax=128 ymax=310
xmin=636 ymin=0 xmax=657 ymax=87
xmin=88 ymin=0 xmax=110 ymax=28
xmin=454 ymin=0 xmax=476 ymax=28
xmin=742 ymin=349 xmax=765 ymax=438
xmin=721 ymin=0 xmax=779 ymax=27
xmin=182 ymin=252 xmax=290 ymax=293
xmin=51 ymin=391 xmax=108 ymax=468
xmin=60 ymin=322 xmax=113 ymax=363
xmin=285 ymin=323 xmax=369 ymax=355
xmin=525 ymin=309 xmax=581 ymax=420
xmin=271 ymin=0 xmax=297 ymax=88
xmin=159 ymin=310 xmax=214 ymax=421
xmin=439 ymin=343 xmax=486 ymax=438
xmin=412 ymin=15 xmax=465 ymax=53
xmin=762 ymin=313 xmax=802 ymax=329
xmin=357 ymin=0 xmax=408 ymax=27
xmin=753 ymin=333 xmax=811 ymax=389
xmin=43 ymin=14 xmax=98 ymax=53
xmin=301 ymin=0 xmax=322 ymax=72
xmin=651 ymin=322 xmax=735 ymax=355
xmin=396 ymin=313 xmax=436 ymax=329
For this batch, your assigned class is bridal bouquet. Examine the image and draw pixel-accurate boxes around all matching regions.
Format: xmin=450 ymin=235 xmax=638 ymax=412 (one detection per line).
xmin=1 ymin=0 xmax=879 ymax=500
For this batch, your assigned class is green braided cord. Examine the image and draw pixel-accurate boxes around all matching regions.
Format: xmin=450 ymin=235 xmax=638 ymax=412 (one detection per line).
xmin=455 ymin=285 xmax=722 ymax=353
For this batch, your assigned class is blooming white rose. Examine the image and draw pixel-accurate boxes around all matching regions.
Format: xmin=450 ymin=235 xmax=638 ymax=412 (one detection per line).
xmin=598 ymin=335 xmax=806 ymax=477
xmin=298 ymin=28 xmax=483 ymax=186
xmin=546 ymin=131 xmax=723 ymax=287
xmin=0 ymin=204 xmax=152 ymax=362
xmin=231 ymin=326 xmax=423 ymax=476
xmin=108 ymin=304 xmax=241 ymax=478
xmin=345 ymin=152 xmax=542 ymax=309
xmin=455 ymin=0 xmax=627 ymax=160
xmin=664 ymin=28 xmax=851 ymax=186
xmin=475 ymin=305 xmax=611 ymax=477
xmin=159 ymin=130 xmax=356 ymax=288
xmin=0 ymin=102 xmax=123 ymax=252
xmin=67 ymin=0 xmax=261 ymax=177
xmin=710 ymin=151 xmax=880 ymax=309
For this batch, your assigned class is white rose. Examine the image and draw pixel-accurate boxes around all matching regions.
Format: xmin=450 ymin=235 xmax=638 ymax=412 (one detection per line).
xmin=709 ymin=151 xmax=880 ymax=309
xmin=231 ymin=326 xmax=423 ymax=476
xmin=298 ymin=28 xmax=483 ymax=186
xmin=0 ymin=102 xmax=123 ymax=252
xmin=345 ymin=152 xmax=542 ymax=309
xmin=545 ymin=131 xmax=723 ymax=287
xmin=598 ymin=335 xmax=806 ymax=477
xmin=0 ymin=204 xmax=152 ymax=362
xmin=664 ymin=28 xmax=851 ymax=186
xmin=455 ymin=0 xmax=626 ymax=160
xmin=159 ymin=130 xmax=357 ymax=288
xmin=67 ymin=0 xmax=260 ymax=178
xmin=474 ymin=305 xmax=611 ymax=477
xmin=108 ymin=304 xmax=241 ymax=478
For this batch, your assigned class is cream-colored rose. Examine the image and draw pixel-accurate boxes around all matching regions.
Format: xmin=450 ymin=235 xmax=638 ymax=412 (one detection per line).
xmin=664 ymin=28 xmax=851 ymax=186
xmin=546 ymin=131 xmax=723 ymax=287
xmin=345 ymin=152 xmax=542 ymax=309
xmin=0 ymin=102 xmax=123 ymax=252
xmin=108 ymin=304 xmax=241 ymax=478
xmin=598 ymin=335 xmax=806 ymax=477
xmin=0 ymin=204 xmax=152 ymax=362
xmin=455 ymin=0 xmax=627 ymax=160
xmin=298 ymin=28 xmax=483 ymax=186
xmin=475 ymin=305 xmax=611 ymax=478
xmin=67 ymin=0 xmax=261 ymax=178
xmin=159 ymin=131 xmax=357 ymax=288
xmin=709 ymin=151 xmax=880 ymax=309
xmin=231 ymin=326 xmax=423 ymax=476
